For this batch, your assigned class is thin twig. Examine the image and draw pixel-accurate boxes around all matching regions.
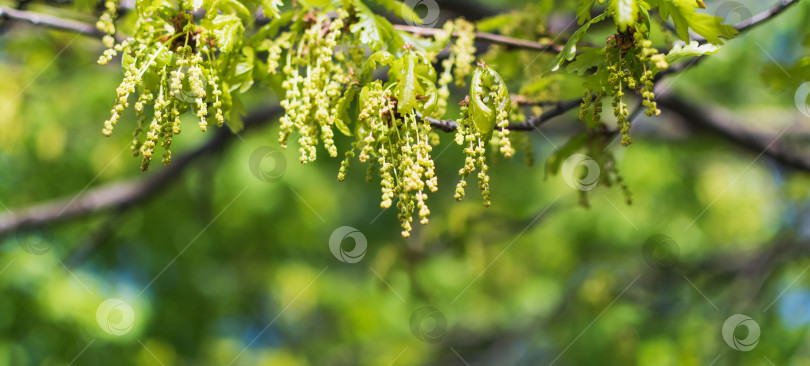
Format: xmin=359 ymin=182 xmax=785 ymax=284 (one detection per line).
xmin=392 ymin=24 xmax=564 ymax=54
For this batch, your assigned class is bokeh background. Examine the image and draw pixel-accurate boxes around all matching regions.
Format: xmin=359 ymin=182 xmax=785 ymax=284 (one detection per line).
xmin=2 ymin=0 xmax=810 ymax=365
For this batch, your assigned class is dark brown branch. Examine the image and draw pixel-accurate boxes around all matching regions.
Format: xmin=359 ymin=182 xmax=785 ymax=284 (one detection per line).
xmin=424 ymin=97 xmax=582 ymax=132
xmin=0 ymin=106 xmax=284 ymax=236
xmin=658 ymin=95 xmax=810 ymax=173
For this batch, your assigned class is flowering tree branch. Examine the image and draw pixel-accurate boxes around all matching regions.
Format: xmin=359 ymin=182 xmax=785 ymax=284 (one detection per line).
xmin=0 ymin=0 xmax=804 ymax=235
xmin=0 ymin=5 xmax=559 ymax=52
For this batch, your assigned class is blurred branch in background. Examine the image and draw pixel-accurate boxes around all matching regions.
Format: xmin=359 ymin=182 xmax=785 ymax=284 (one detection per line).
xmin=0 ymin=5 xmax=125 ymax=41
xmin=658 ymin=95 xmax=810 ymax=172
xmin=0 ymin=106 xmax=283 ymax=237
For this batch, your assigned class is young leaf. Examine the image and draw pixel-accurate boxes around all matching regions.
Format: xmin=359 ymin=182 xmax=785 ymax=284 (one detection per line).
xmin=228 ymin=94 xmax=246 ymax=133
xmin=649 ymin=0 xmax=737 ymax=44
xmin=576 ymin=0 xmax=597 ymax=24
xmin=261 ymin=0 xmax=284 ymax=19
xmin=566 ymin=47 xmax=605 ymax=75
xmin=546 ymin=12 xmax=609 ymax=73
xmin=229 ymin=46 xmax=255 ymax=93
xmin=351 ymin=2 xmax=401 ymax=52
xmin=212 ymin=14 xmax=244 ymax=52
xmin=611 ymin=0 xmax=638 ymax=31
xmin=367 ymin=0 xmax=423 ymax=25
xmin=218 ymin=0 xmax=252 ymax=23
xmin=664 ymin=41 xmax=720 ymax=64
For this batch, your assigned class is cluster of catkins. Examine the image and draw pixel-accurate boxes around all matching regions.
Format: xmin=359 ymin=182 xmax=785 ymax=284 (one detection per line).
xmin=454 ymin=99 xmax=492 ymax=207
xmin=275 ymin=11 xmax=505 ymax=237
xmin=277 ymin=10 xmax=352 ymax=164
xmin=96 ymin=0 xmax=523 ymax=237
xmin=436 ymin=18 xmax=477 ymax=118
xmin=346 ymin=80 xmax=439 ymax=237
xmin=97 ymin=8 xmax=229 ymax=170
xmin=580 ymin=29 xmax=668 ymax=146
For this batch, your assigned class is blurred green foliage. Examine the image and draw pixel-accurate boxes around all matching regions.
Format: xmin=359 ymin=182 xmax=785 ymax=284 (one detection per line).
xmin=1 ymin=0 xmax=810 ymax=365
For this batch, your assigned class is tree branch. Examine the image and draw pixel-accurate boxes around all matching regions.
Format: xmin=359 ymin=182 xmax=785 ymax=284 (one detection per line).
xmin=0 ymin=6 xmax=124 ymax=42
xmin=0 ymin=106 xmax=284 ymax=236
xmin=657 ymin=95 xmax=810 ymax=173
xmin=662 ymin=0 xmax=800 ymax=76
xmin=392 ymin=24 xmax=564 ymax=54
xmin=0 ymin=5 xmax=563 ymax=54
xmin=721 ymin=0 xmax=798 ymax=37
xmin=0 ymin=0 xmax=803 ymax=236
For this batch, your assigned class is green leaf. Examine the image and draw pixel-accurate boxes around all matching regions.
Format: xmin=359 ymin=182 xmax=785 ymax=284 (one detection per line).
xmin=251 ymin=10 xmax=295 ymax=42
xmin=477 ymin=14 xmax=516 ymax=32
xmin=398 ymin=31 xmax=445 ymax=53
xmin=361 ymin=51 xmax=396 ymax=78
xmin=351 ymin=1 xmax=402 ymax=52
xmin=393 ymin=52 xmax=418 ymax=114
xmin=228 ymin=94 xmax=246 ymax=133
xmin=566 ymin=47 xmax=605 ymax=75
xmin=611 ymin=0 xmax=638 ymax=31
xmin=546 ymin=12 xmax=609 ymax=73
xmin=367 ymin=0 xmax=423 ymax=25
xmin=211 ymin=14 xmax=244 ymax=53
xmin=576 ymin=0 xmax=597 ymax=25
xmin=228 ymin=46 xmax=255 ymax=93
xmin=333 ymin=94 xmax=355 ymax=136
xmin=664 ymin=40 xmax=720 ymax=64
xmin=649 ymin=0 xmax=737 ymax=44
xmin=261 ymin=0 xmax=284 ymax=18
xmin=545 ymin=134 xmax=588 ymax=178
xmin=297 ymin=0 xmax=331 ymax=7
